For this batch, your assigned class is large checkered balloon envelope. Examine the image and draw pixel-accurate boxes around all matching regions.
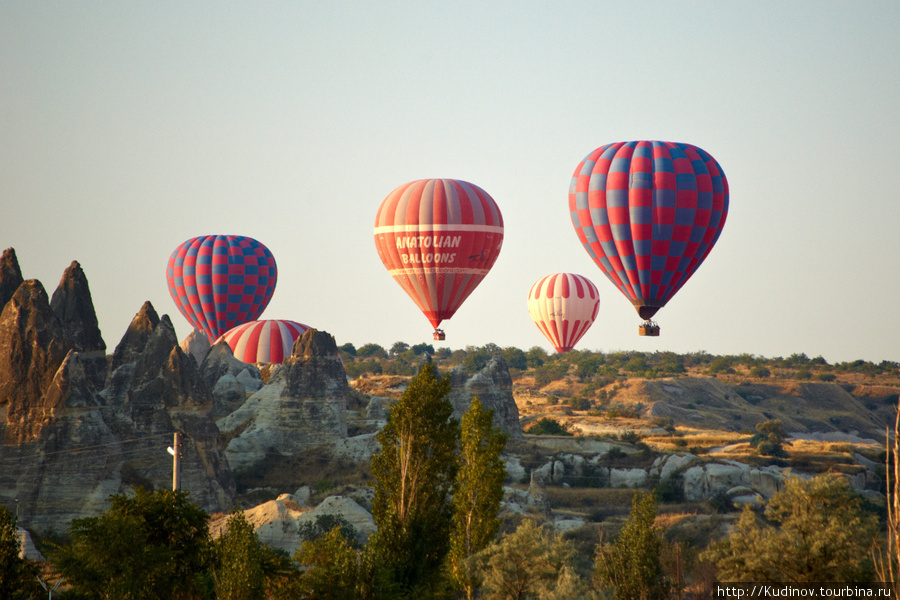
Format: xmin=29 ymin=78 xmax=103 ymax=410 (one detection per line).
xmin=569 ymin=141 xmax=728 ymax=332
xmin=374 ymin=179 xmax=504 ymax=340
xmin=166 ymin=235 xmax=277 ymax=342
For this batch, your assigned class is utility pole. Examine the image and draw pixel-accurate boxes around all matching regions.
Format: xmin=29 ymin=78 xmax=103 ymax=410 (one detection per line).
xmin=167 ymin=431 xmax=182 ymax=491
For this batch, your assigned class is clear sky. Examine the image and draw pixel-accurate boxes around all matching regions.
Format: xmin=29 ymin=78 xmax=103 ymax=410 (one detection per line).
xmin=2 ymin=2 xmax=898 ymax=365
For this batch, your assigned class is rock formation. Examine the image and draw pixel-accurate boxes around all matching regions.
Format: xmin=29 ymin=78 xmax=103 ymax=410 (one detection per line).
xmin=180 ymin=327 xmax=211 ymax=368
xmin=110 ymin=301 xmax=159 ymax=372
xmin=0 ymin=251 xmax=235 ymax=533
xmin=211 ymin=490 xmax=375 ymax=556
xmin=448 ymin=354 xmax=522 ymax=437
xmin=0 ymin=279 xmax=75 ymax=444
xmin=218 ymin=329 xmax=350 ymax=472
xmin=0 ymin=248 xmax=24 ymax=309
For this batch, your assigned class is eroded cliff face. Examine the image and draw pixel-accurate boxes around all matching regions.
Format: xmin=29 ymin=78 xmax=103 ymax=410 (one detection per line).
xmin=0 ymin=250 xmax=235 ymax=533
xmin=448 ymin=354 xmax=523 ymax=438
xmin=218 ymin=329 xmax=350 ymax=472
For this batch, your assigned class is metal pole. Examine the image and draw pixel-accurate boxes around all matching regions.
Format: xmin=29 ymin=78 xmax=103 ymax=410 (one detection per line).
xmin=172 ymin=431 xmax=181 ymax=491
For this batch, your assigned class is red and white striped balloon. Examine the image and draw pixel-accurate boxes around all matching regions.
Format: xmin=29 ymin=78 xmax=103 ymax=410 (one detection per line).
xmin=527 ymin=273 xmax=600 ymax=353
xmin=217 ymin=319 xmax=310 ymax=364
xmin=374 ymin=178 xmax=504 ymax=335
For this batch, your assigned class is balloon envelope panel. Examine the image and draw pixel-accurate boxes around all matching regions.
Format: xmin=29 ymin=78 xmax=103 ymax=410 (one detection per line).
xmin=527 ymin=272 xmax=600 ymax=353
xmin=374 ymin=179 xmax=504 ymax=330
xmin=568 ymin=141 xmax=728 ymax=320
xmin=217 ymin=319 xmax=309 ymax=364
xmin=166 ymin=235 xmax=277 ymax=342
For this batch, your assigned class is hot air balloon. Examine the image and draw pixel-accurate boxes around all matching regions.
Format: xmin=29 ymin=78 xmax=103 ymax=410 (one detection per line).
xmin=374 ymin=179 xmax=504 ymax=340
xmin=166 ymin=235 xmax=277 ymax=342
xmin=569 ymin=141 xmax=728 ymax=336
xmin=527 ymin=273 xmax=600 ymax=353
xmin=217 ymin=319 xmax=310 ymax=364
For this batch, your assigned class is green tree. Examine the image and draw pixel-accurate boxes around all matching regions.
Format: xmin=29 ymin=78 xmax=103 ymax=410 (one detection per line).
xmin=298 ymin=513 xmax=358 ymax=546
xmin=294 ymin=526 xmax=363 ymax=600
xmin=594 ymin=491 xmax=670 ymax=600
xmin=369 ymin=358 xmax=460 ymax=597
xmin=500 ymin=347 xmax=528 ymax=371
xmin=450 ymin=397 xmax=509 ymax=600
xmin=478 ymin=519 xmax=589 ymax=600
xmin=702 ymin=474 xmax=878 ymax=581
xmin=358 ymin=343 xmax=388 ymax=359
xmin=391 ymin=341 xmax=410 ymax=356
xmin=0 ymin=506 xmax=43 ymax=600
xmin=750 ymin=419 xmax=789 ymax=457
xmin=410 ymin=343 xmax=435 ymax=356
xmin=48 ymin=487 xmax=211 ymax=600
xmin=525 ymin=346 xmax=547 ymax=368
xmin=575 ymin=354 xmax=601 ymax=382
xmin=213 ymin=511 xmax=266 ymax=600
xmin=525 ymin=417 xmax=572 ymax=436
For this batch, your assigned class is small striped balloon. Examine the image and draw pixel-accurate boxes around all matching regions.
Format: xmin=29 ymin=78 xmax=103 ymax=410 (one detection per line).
xmin=527 ymin=273 xmax=600 ymax=353
xmin=217 ymin=319 xmax=310 ymax=364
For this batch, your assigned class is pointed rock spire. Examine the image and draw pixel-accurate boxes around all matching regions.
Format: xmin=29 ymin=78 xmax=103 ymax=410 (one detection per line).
xmin=0 ymin=248 xmax=24 ymax=311
xmin=111 ymin=301 xmax=160 ymax=371
xmin=0 ymin=279 xmax=73 ymax=443
xmin=50 ymin=260 xmax=105 ymax=353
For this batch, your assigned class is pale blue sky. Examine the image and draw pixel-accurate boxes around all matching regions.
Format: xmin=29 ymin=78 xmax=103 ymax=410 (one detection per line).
xmin=2 ymin=2 xmax=898 ymax=364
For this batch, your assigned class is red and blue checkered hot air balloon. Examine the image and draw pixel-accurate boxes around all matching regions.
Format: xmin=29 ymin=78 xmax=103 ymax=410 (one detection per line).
xmin=569 ymin=141 xmax=728 ymax=336
xmin=166 ymin=235 xmax=277 ymax=342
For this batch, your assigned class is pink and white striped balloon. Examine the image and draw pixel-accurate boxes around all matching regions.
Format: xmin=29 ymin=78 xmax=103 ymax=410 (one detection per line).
xmin=217 ymin=319 xmax=311 ymax=364
xmin=527 ymin=273 xmax=600 ymax=353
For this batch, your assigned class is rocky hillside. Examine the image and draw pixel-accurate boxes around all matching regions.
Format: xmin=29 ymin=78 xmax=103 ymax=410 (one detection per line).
xmin=0 ymin=248 xmax=523 ymax=535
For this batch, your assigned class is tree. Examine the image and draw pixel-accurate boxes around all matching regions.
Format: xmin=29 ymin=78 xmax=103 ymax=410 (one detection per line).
xmin=450 ymin=397 xmax=509 ymax=600
xmin=574 ymin=354 xmax=601 ymax=382
xmin=525 ymin=417 xmax=572 ymax=436
xmin=702 ymin=474 xmax=878 ymax=581
xmin=525 ymin=346 xmax=547 ymax=368
xmin=874 ymin=407 xmax=900 ymax=594
xmin=213 ymin=511 xmax=266 ymax=600
xmin=0 ymin=506 xmax=43 ymax=600
xmin=410 ymin=343 xmax=435 ymax=356
xmin=464 ymin=345 xmax=492 ymax=372
xmin=48 ymin=487 xmax=211 ymax=600
xmin=478 ymin=519 xmax=588 ymax=600
xmin=358 ymin=343 xmax=388 ymax=359
xmin=293 ymin=526 xmax=363 ymax=600
xmin=750 ymin=419 xmax=789 ymax=457
xmin=390 ymin=341 xmax=410 ymax=356
xmin=369 ymin=358 xmax=460 ymax=597
xmin=594 ymin=491 xmax=670 ymax=600
xmin=298 ymin=513 xmax=358 ymax=546
xmin=500 ymin=347 xmax=528 ymax=371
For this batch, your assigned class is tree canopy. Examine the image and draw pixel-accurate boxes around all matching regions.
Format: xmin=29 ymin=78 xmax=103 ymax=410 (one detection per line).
xmin=702 ymin=474 xmax=878 ymax=581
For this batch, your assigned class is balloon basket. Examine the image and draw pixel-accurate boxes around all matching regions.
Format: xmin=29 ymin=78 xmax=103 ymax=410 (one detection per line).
xmin=433 ymin=329 xmax=446 ymax=341
xmin=638 ymin=321 xmax=660 ymax=336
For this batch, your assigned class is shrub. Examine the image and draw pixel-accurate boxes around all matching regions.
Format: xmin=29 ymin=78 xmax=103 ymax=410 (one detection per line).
xmin=526 ymin=417 xmax=572 ymax=436
xmin=750 ymin=366 xmax=771 ymax=378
